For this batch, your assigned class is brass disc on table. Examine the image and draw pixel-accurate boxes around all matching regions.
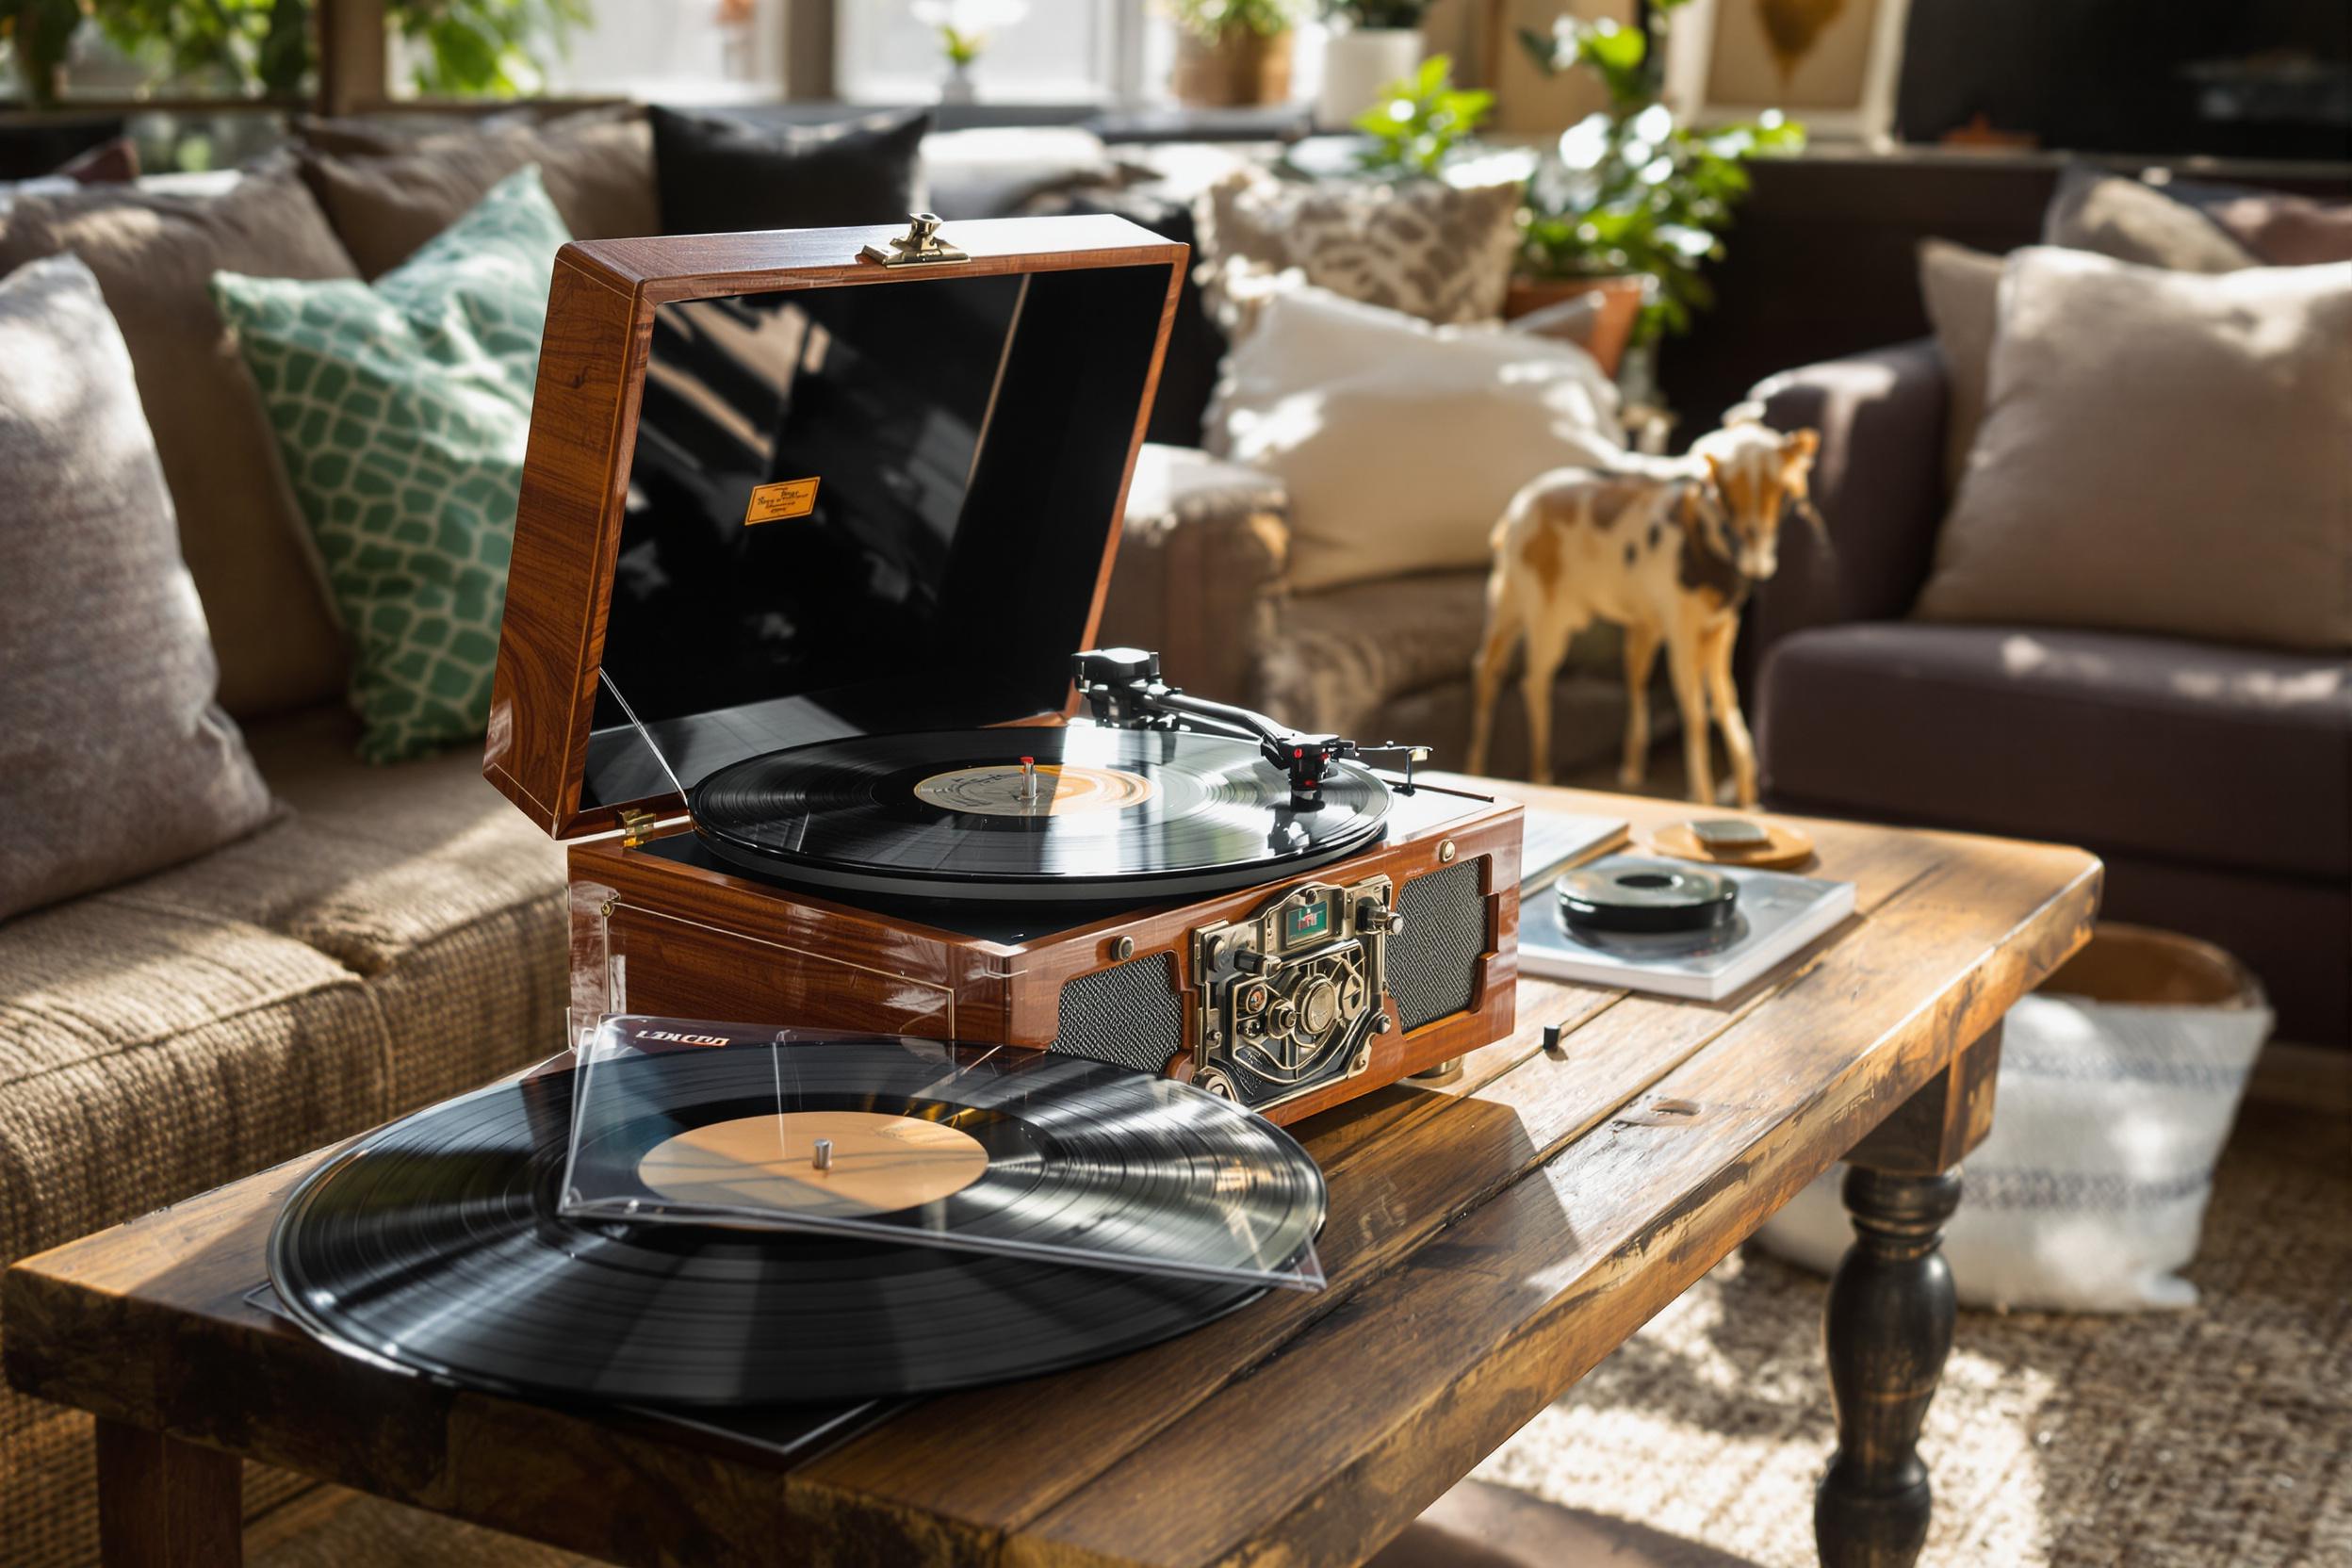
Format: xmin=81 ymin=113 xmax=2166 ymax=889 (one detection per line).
xmin=1645 ymin=818 xmax=1818 ymax=871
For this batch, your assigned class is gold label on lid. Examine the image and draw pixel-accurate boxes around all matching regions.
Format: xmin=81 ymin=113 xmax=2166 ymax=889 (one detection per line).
xmin=744 ymin=477 xmax=820 ymax=526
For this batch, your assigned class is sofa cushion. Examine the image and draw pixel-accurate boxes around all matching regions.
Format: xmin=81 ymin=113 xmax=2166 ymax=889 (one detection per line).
xmin=1757 ymin=623 xmax=2352 ymax=878
xmin=214 ymin=167 xmax=564 ymax=764
xmin=1255 ymin=569 xmax=1623 ymax=747
xmin=1213 ymin=286 xmax=1623 ymax=595
xmin=0 ymin=166 xmax=358 ymax=718
xmin=1915 ymin=247 xmax=2352 ymax=652
xmin=649 ymin=105 xmax=929 ymax=236
xmin=106 ymin=706 xmax=564 ymax=974
xmin=2041 ymin=165 xmax=2258 ymax=272
xmin=1194 ymin=165 xmax=1522 ymax=341
xmin=297 ymin=106 xmax=657 ymax=278
xmin=0 ymin=254 xmax=278 ymax=922
xmin=0 ymin=896 xmax=391 ymax=1568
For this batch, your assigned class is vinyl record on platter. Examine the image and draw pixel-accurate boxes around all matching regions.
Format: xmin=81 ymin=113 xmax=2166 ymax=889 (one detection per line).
xmin=268 ymin=1041 xmax=1327 ymax=1407
xmin=689 ymin=727 xmax=1390 ymax=902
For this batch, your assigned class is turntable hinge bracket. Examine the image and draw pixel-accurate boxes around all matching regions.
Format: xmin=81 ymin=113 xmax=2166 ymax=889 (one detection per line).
xmin=861 ymin=213 xmax=971 ymax=268
xmin=616 ymin=807 xmax=659 ymax=848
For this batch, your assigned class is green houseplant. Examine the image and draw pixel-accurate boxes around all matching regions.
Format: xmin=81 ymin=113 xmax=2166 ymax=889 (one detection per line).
xmin=1 ymin=0 xmax=585 ymax=106
xmin=1168 ymin=0 xmax=1297 ymax=107
xmin=1516 ymin=0 xmax=1802 ymax=345
xmin=1351 ymin=54 xmax=1491 ymax=181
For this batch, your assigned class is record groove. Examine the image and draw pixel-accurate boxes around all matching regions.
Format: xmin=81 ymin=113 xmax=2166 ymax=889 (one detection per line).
xmin=269 ymin=1043 xmax=1327 ymax=1406
xmin=690 ymin=727 xmax=1390 ymax=902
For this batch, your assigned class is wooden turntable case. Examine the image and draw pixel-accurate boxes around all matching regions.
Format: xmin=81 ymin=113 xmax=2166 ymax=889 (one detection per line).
xmin=486 ymin=214 xmax=1520 ymax=1124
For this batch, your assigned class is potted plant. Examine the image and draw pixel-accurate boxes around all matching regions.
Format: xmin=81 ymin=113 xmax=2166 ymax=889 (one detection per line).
xmin=1169 ymin=0 xmax=1298 ymax=108
xmin=1315 ymin=0 xmax=1429 ymax=129
xmin=1514 ymin=0 xmax=1802 ymax=358
xmin=911 ymin=0 xmax=1027 ymax=102
xmin=1350 ymin=54 xmax=1492 ymax=180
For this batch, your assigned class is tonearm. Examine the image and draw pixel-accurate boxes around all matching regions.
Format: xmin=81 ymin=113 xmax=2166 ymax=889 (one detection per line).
xmin=1072 ymin=648 xmax=1425 ymax=810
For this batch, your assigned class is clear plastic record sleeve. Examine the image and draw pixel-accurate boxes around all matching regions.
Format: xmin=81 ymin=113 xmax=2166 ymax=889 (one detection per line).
xmin=561 ymin=1016 xmax=1329 ymax=1290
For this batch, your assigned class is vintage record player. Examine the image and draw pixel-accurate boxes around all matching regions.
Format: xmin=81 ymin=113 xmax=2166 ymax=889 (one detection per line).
xmin=482 ymin=212 xmax=1521 ymax=1124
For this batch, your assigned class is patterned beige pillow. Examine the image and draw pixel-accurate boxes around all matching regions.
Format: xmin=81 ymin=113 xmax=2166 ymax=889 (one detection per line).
xmin=1195 ymin=168 xmax=1522 ymax=339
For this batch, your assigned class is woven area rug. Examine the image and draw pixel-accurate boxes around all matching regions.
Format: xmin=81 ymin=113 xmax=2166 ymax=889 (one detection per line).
xmin=252 ymin=1102 xmax=2351 ymax=1567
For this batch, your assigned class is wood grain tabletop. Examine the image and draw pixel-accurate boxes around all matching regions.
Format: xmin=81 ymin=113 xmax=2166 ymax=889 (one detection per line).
xmin=3 ymin=784 xmax=2100 ymax=1568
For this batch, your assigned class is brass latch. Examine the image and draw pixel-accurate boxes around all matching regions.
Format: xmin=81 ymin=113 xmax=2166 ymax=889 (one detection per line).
xmin=861 ymin=212 xmax=970 ymax=268
xmin=616 ymin=807 xmax=658 ymax=848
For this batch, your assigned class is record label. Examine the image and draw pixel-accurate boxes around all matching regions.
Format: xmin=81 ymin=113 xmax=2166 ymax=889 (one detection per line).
xmin=638 ymin=1110 xmax=990 ymax=1218
xmin=912 ymin=761 xmax=1155 ymax=818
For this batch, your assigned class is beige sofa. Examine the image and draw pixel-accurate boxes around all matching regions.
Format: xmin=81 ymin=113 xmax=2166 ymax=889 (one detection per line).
xmin=0 ymin=705 xmax=568 ymax=1564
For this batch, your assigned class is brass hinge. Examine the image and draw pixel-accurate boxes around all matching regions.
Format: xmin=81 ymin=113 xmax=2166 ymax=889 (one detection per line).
xmin=616 ymin=807 xmax=658 ymax=848
xmin=861 ymin=212 xmax=970 ymax=269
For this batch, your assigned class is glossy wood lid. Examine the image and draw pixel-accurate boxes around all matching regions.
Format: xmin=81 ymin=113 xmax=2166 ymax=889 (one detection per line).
xmin=482 ymin=215 xmax=1188 ymax=840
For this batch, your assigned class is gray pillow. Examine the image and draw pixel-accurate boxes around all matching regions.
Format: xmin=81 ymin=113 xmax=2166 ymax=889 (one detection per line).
xmin=1917 ymin=237 xmax=2002 ymax=495
xmin=0 ymin=254 xmax=275 ymax=921
xmin=2041 ymin=166 xmax=2259 ymax=273
xmin=1915 ymin=247 xmax=2352 ymax=652
xmin=0 ymin=166 xmax=360 ymax=718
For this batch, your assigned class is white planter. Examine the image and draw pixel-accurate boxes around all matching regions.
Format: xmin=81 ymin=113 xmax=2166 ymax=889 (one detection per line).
xmin=1316 ymin=28 xmax=1424 ymax=132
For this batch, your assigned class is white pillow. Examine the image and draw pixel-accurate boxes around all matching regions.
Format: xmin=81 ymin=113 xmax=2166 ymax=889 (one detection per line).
xmin=1756 ymin=989 xmax=2272 ymax=1313
xmin=1210 ymin=287 xmax=1624 ymax=595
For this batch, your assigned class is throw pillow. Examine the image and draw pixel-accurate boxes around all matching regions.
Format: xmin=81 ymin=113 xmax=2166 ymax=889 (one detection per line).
xmin=0 ymin=254 xmax=275 ymax=921
xmin=1916 ymin=237 xmax=2003 ymax=495
xmin=1194 ymin=168 xmax=1523 ymax=340
xmin=649 ymin=106 xmax=930 ymax=236
xmin=1212 ymin=286 xmax=1623 ymax=595
xmin=2162 ymin=177 xmax=2352 ymax=268
xmin=1756 ymin=979 xmax=2271 ymax=1312
xmin=2041 ymin=164 xmax=2258 ymax=272
xmin=297 ymin=106 xmax=655 ymax=278
xmin=0 ymin=166 xmax=360 ymax=718
xmin=1915 ymin=247 xmax=2352 ymax=651
xmin=213 ymin=166 xmax=568 ymax=763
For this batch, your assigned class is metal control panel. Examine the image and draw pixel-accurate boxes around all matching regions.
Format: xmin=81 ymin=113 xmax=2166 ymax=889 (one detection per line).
xmin=1187 ymin=874 xmax=1397 ymax=1112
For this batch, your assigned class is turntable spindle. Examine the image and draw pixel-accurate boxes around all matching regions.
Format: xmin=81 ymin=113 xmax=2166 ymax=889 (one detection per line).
xmin=1021 ymin=756 xmax=1037 ymax=803
xmin=812 ymin=1137 xmax=835 ymax=1172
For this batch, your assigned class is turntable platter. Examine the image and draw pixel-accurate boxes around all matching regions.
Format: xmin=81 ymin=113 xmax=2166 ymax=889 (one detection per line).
xmin=690 ymin=727 xmax=1391 ymax=903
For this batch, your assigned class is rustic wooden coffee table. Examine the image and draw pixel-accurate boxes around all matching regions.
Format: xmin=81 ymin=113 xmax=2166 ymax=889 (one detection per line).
xmin=4 ymin=786 xmax=2098 ymax=1568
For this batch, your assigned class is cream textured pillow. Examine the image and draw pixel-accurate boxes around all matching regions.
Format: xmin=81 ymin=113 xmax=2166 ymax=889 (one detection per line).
xmin=1916 ymin=247 xmax=2352 ymax=651
xmin=0 ymin=255 xmax=275 ymax=921
xmin=1194 ymin=169 xmax=1522 ymax=340
xmin=1212 ymin=287 xmax=1623 ymax=595
xmin=1917 ymin=237 xmax=2002 ymax=495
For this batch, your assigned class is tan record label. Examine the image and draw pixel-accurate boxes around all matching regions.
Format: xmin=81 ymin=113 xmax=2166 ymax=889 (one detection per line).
xmin=913 ymin=762 xmax=1155 ymax=817
xmin=637 ymin=1111 xmax=988 ymax=1218
xmin=743 ymin=476 xmax=820 ymax=526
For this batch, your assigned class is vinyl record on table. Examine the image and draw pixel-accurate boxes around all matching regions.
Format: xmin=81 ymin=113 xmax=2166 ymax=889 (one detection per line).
xmin=1556 ymin=855 xmax=1740 ymax=934
xmin=689 ymin=727 xmax=1390 ymax=902
xmin=268 ymin=1042 xmax=1326 ymax=1407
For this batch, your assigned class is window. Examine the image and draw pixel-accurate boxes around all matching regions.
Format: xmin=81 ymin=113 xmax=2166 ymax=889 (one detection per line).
xmin=533 ymin=0 xmax=788 ymax=102
xmin=837 ymin=0 xmax=1144 ymax=103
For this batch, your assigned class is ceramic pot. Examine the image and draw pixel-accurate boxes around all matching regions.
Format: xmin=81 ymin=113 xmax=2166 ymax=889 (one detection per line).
xmin=1316 ymin=28 xmax=1423 ymax=129
xmin=1502 ymin=273 xmax=1649 ymax=380
xmin=1171 ymin=27 xmax=1294 ymax=107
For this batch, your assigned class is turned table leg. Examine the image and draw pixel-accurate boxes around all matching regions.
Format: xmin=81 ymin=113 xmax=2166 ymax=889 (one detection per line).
xmin=1813 ymin=1023 xmax=2001 ymax=1568
xmin=96 ymin=1418 xmax=243 ymax=1568
xmin=1814 ymin=1168 xmax=1961 ymax=1567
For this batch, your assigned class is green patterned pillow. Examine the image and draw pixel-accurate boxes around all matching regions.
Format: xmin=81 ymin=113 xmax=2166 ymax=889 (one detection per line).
xmin=213 ymin=165 xmax=567 ymax=762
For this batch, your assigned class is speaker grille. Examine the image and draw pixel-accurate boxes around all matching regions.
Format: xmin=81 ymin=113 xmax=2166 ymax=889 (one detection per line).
xmin=1391 ymin=860 xmax=1486 ymax=1029
xmin=1049 ymin=955 xmax=1184 ymax=1074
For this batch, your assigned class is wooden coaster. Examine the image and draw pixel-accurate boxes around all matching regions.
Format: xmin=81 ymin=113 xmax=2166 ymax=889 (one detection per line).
xmin=1644 ymin=818 xmax=1818 ymax=872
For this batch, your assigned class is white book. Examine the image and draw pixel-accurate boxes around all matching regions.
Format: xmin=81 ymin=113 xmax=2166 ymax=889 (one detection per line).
xmin=1520 ymin=852 xmax=1856 ymax=1002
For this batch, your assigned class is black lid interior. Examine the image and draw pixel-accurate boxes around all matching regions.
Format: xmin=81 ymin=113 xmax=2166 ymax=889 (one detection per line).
xmin=581 ymin=259 xmax=1176 ymax=815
